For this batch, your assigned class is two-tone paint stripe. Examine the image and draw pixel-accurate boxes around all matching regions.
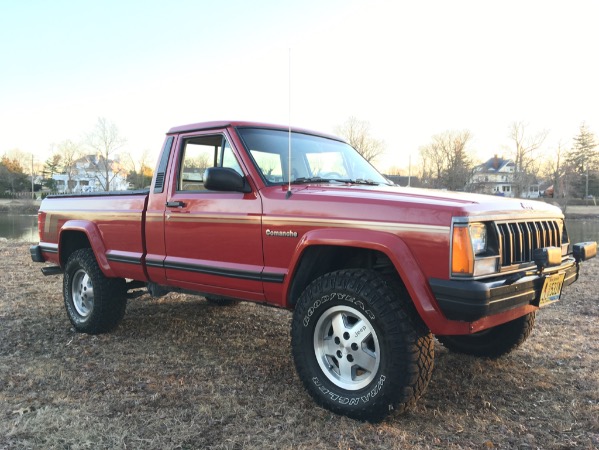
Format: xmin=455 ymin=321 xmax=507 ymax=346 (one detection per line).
xmin=154 ymin=212 xmax=450 ymax=235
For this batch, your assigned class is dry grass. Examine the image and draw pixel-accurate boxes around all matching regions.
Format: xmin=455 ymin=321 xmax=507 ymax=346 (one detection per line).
xmin=1 ymin=240 xmax=598 ymax=449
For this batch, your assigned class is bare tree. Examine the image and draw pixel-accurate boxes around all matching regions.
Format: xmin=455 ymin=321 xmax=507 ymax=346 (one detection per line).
xmin=122 ymin=149 xmax=155 ymax=189
xmin=509 ymin=122 xmax=548 ymax=198
xmin=335 ymin=117 xmax=385 ymax=163
xmin=54 ymin=140 xmax=81 ymax=193
xmin=85 ymin=118 xmax=127 ymax=191
xmin=419 ymin=130 xmax=474 ymax=190
xmin=386 ymin=166 xmax=403 ymax=176
xmin=539 ymin=141 xmax=576 ymax=211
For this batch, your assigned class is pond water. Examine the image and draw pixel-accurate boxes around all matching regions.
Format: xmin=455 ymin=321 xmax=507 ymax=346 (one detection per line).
xmin=1 ymin=213 xmax=598 ymax=244
xmin=0 ymin=213 xmax=39 ymax=242
xmin=565 ymin=219 xmax=599 ymax=244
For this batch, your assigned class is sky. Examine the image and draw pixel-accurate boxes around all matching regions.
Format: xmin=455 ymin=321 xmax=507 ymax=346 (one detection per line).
xmin=1 ymin=0 xmax=598 ymax=172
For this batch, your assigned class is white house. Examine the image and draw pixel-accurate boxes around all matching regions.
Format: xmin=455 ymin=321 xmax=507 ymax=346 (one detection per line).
xmin=52 ymin=155 xmax=129 ymax=193
xmin=469 ymin=156 xmax=516 ymax=197
xmin=469 ymin=156 xmax=540 ymax=198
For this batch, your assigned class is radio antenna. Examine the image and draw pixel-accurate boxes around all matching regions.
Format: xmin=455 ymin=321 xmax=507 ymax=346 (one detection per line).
xmin=286 ymin=47 xmax=293 ymax=199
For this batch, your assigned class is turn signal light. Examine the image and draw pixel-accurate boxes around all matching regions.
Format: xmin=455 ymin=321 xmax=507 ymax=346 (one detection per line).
xmin=452 ymin=226 xmax=474 ymax=276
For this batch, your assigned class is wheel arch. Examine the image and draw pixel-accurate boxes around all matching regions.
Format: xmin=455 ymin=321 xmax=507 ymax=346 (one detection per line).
xmin=58 ymin=220 xmax=115 ymax=277
xmin=285 ymin=228 xmax=446 ymax=331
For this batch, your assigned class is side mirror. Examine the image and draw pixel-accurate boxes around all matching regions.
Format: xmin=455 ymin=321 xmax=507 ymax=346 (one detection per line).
xmin=204 ymin=167 xmax=251 ymax=193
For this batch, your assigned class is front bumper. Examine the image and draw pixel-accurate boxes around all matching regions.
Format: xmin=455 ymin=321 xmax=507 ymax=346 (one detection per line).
xmin=429 ymin=257 xmax=579 ymax=322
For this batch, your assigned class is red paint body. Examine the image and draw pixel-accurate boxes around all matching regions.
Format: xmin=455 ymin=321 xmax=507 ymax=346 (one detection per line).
xmin=36 ymin=121 xmax=581 ymax=335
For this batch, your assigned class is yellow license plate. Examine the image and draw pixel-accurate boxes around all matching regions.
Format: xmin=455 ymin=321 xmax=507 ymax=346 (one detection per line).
xmin=539 ymin=272 xmax=566 ymax=306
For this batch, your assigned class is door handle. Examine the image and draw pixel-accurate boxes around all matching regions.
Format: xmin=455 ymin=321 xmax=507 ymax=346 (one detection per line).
xmin=165 ymin=201 xmax=186 ymax=208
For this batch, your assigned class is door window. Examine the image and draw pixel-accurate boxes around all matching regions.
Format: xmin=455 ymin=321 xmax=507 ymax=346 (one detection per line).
xmin=178 ymin=135 xmax=242 ymax=191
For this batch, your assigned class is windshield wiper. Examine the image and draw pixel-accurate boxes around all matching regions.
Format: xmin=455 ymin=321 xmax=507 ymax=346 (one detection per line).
xmin=291 ymin=177 xmax=332 ymax=184
xmin=348 ymin=178 xmax=381 ymax=185
xmin=328 ymin=178 xmax=382 ymax=186
xmin=291 ymin=177 xmax=384 ymax=186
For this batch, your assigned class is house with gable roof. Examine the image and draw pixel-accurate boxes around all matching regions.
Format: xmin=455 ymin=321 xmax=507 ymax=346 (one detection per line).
xmin=468 ymin=155 xmax=516 ymax=197
xmin=51 ymin=154 xmax=129 ymax=194
xmin=468 ymin=155 xmax=541 ymax=198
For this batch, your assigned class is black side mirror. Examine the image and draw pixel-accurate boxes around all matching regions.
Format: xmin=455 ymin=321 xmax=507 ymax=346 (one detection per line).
xmin=204 ymin=167 xmax=251 ymax=193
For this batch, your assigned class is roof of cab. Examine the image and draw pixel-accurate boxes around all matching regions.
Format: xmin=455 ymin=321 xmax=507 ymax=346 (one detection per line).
xmin=166 ymin=120 xmax=343 ymax=141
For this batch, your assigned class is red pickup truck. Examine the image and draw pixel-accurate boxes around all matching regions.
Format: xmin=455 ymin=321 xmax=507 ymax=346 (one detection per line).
xmin=31 ymin=120 xmax=596 ymax=421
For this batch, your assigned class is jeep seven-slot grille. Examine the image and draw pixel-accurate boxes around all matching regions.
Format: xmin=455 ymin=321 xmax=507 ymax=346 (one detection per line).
xmin=496 ymin=220 xmax=562 ymax=267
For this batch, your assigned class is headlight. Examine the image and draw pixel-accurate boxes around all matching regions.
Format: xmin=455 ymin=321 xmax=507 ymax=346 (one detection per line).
xmin=468 ymin=223 xmax=487 ymax=255
xmin=452 ymin=222 xmax=496 ymax=277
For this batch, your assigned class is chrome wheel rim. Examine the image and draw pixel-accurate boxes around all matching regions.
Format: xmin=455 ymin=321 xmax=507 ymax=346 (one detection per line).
xmin=313 ymin=306 xmax=380 ymax=390
xmin=71 ymin=269 xmax=94 ymax=318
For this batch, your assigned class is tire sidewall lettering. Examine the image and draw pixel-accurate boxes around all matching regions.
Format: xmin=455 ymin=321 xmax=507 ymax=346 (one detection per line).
xmin=292 ymin=270 xmax=434 ymax=420
xmin=303 ymin=285 xmax=386 ymax=408
xmin=311 ymin=375 xmax=387 ymax=407
xmin=303 ymin=292 xmax=374 ymax=327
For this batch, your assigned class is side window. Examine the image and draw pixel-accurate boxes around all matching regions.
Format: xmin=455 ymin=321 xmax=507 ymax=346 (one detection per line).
xmin=179 ymin=135 xmax=242 ymax=191
xmin=222 ymin=140 xmax=243 ymax=176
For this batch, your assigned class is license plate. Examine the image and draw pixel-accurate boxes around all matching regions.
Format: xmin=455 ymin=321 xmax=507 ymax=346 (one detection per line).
xmin=539 ymin=272 xmax=566 ymax=306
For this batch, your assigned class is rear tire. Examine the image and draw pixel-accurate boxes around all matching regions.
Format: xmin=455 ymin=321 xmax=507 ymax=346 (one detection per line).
xmin=291 ymin=269 xmax=434 ymax=422
xmin=437 ymin=312 xmax=536 ymax=358
xmin=63 ymin=248 xmax=127 ymax=334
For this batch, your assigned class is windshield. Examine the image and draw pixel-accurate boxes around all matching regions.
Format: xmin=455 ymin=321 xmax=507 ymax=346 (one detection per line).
xmin=237 ymin=128 xmax=391 ymax=186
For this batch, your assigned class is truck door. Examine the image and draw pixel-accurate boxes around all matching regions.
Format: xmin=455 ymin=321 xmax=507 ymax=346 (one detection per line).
xmin=163 ymin=131 xmax=265 ymax=299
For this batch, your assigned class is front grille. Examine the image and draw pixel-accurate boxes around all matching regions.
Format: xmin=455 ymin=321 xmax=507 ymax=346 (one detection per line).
xmin=496 ymin=220 xmax=563 ymax=267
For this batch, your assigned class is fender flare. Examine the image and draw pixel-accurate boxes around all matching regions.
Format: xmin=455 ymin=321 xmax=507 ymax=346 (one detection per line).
xmin=283 ymin=227 xmax=447 ymax=331
xmin=58 ymin=220 xmax=115 ymax=277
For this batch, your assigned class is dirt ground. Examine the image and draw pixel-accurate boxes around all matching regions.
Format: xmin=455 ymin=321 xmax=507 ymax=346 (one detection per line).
xmin=0 ymin=241 xmax=598 ymax=449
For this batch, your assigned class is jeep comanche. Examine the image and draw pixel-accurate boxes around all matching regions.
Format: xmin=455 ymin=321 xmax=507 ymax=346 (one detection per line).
xmin=30 ymin=120 xmax=597 ymax=421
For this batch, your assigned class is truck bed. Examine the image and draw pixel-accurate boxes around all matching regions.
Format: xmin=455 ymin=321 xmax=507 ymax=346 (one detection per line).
xmin=37 ymin=190 xmax=150 ymax=281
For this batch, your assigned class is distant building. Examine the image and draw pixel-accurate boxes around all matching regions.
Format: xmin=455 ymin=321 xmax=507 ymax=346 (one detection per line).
xmin=468 ymin=155 xmax=515 ymax=197
xmin=468 ymin=155 xmax=540 ymax=198
xmin=383 ymin=175 xmax=422 ymax=187
xmin=51 ymin=155 xmax=129 ymax=193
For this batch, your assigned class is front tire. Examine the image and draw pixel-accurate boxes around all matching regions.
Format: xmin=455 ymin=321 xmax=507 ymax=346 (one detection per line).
xmin=63 ymin=248 xmax=127 ymax=334
xmin=291 ymin=269 xmax=434 ymax=422
xmin=437 ymin=312 xmax=536 ymax=358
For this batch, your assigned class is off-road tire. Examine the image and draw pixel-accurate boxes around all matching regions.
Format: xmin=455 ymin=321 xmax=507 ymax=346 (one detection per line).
xmin=291 ymin=269 xmax=434 ymax=422
xmin=63 ymin=248 xmax=127 ymax=334
xmin=437 ymin=312 xmax=536 ymax=358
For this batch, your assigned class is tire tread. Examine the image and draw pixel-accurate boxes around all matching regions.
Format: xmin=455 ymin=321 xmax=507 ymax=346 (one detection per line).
xmin=63 ymin=248 xmax=127 ymax=334
xmin=291 ymin=269 xmax=434 ymax=421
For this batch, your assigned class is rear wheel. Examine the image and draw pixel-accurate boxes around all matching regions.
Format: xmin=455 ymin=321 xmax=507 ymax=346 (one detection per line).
xmin=437 ymin=312 xmax=536 ymax=358
xmin=63 ymin=248 xmax=127 ymax=334
xmin=291 ymin=269 xmax=434 ymax=422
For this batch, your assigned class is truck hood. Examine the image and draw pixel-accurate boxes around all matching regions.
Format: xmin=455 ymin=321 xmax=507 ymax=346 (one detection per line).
xmin=284 ymin=183 xmax=563 ymax=221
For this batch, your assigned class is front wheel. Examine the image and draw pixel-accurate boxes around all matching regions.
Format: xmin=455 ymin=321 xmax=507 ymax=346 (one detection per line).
xmin=291 ymin=269 xmax=434 ymax=422
xmin=63 ymin=248 xmax=127 ymax=334
xmin=436 ymin=312 xmax=536 ymax=358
